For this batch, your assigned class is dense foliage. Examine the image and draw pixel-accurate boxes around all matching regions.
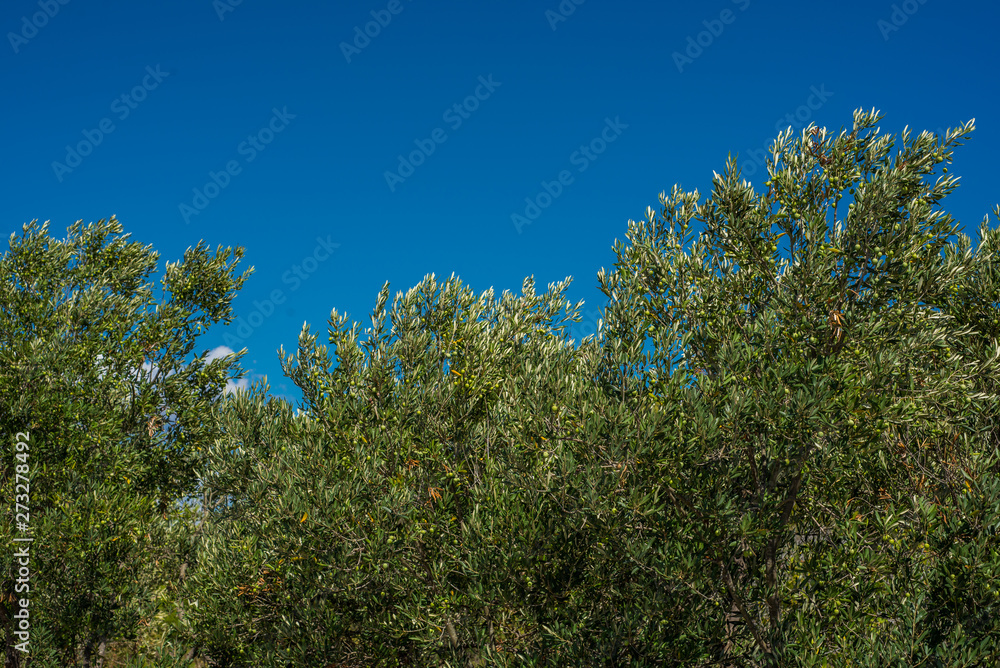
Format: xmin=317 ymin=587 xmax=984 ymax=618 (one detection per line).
xmin=1 ymin=219 xmax=250 ymax=667
xmin=3 ymin=109 xmax=1000 ymax=666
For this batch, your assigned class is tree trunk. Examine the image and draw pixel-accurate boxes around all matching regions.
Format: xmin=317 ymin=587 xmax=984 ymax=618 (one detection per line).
xmin=96 ymin=638 xmax=108 ymax=668
xmin=81 ymin=639 xmax=93 ymax=668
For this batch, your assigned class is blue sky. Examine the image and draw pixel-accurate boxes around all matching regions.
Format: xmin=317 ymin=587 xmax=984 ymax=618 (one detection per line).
xmin=4 ymin=0 xmax=998 ymax=407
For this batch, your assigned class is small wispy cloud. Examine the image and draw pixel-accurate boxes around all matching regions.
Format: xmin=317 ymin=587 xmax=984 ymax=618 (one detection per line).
xmin=225 ymin=378 xmax=249 ymax=394
xmin=205 ymin=345 xmax=248 ymax=395
xmin=204 ymin=345 xmax=236 ymax=364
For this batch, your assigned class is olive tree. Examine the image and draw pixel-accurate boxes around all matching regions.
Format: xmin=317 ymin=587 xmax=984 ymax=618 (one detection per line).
xmin=594 ymin=109 xmax=1000 ymax=665
xmin=155 ymin=109 xmax=1000 ymax=667
xmin=176 ymin=271 xmax=675 ymax=666
xmin=0 ymin=218 xmax=250 ymax=667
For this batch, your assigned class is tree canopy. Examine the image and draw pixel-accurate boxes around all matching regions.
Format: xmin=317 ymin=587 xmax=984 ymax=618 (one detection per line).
xmin=4 ymin=109 xmax=1000 ymax=666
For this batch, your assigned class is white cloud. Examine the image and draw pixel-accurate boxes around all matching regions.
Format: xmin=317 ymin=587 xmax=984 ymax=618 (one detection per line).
xmin=205 ymin=345 xmax=248 ymax=395
xmin=205 ymin=345 xmax=237 ymax=364
xmin=225 ymin=378 xmax=249 ymax=395
xmin=136 ymin=360 xmax=159 ymax=383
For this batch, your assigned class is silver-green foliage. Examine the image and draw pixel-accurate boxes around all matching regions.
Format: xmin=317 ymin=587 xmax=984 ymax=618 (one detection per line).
xmin=173 ymin=109 xmax=1000 ymax=666
xmin=0 ymin=217 xmax=250 ymax=666
xmin=597 ymin=108 xmax=1000 ymax=665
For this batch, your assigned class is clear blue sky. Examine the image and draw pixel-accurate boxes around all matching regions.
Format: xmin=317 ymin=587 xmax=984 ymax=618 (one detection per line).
xmin=4 ymin=0 xmax=998 ymax=406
